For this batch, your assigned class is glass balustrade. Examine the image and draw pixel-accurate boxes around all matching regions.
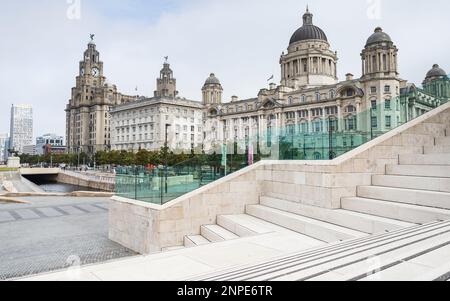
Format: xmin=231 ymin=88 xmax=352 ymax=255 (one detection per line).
xmin=116 ymin=95 xmax=447 ymax=204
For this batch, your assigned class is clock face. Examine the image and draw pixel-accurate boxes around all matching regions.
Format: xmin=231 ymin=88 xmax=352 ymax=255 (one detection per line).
xmin=92 ymin=68 xmax=100 ymax=77
xmin=80 ymin=68 xmax=85 ymax=76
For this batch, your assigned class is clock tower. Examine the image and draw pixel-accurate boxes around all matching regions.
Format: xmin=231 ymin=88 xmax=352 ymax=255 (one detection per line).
xmin=66 ymin=35 xmax=137 ymax=155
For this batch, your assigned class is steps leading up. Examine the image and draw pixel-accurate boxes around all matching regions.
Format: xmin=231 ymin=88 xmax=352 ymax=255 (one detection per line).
xmin=357 ymin=186 xmax=450 ymax=210
xmin=184 ymin=235 xmax=211 ymax=248
xmin=342 ymin=197 xmax=450 ymax=224
xmin=425 ymin=145 xmax=450 ymax=154
xmin=191 ymin=221 xmax=450 ymax=281
xmin=436 ymin=136 xmax=450 ymax=146
xmin=386 ymin=165 xmax=450 ymax=178
xmin=246 ymin=205 xmax=366 ymax=243
xmin=372 ymin=175 xmax=450 ymax=193
xmin=200 ymin=225 xmax=239 ymax=242
xmin=260 ymin=196 xmax=414 ymax=234
xmin=399 ymin=154 xmax=450 ymax=165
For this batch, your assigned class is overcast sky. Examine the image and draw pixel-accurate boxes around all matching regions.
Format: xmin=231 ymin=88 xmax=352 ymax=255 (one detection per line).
xmin=0 ymin=0 xmax=449 ymax=140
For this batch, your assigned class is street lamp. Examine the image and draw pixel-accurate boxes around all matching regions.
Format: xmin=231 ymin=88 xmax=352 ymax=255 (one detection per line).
xmin=164 ymin=124 xmax=171 ymax=194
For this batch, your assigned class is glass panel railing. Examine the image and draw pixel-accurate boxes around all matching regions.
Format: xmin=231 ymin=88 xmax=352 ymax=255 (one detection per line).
xmin=115 ymin=94 xmax=447 ymax=204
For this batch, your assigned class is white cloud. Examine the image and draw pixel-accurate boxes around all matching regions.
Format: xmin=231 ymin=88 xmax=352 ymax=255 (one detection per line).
xmin=0 ymin=0 xmax=449 ymax=139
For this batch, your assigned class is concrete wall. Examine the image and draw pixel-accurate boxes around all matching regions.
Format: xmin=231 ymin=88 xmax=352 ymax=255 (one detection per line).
xmin=56 ymin=171 xmax=115 ymax=192
xmin=110 ymin=163 xmax=264 ymax=254
xmin=109 ymin=102 xmax=450 ymax=254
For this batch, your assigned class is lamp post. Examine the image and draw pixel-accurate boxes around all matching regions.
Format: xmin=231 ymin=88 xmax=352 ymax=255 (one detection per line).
xmin=164 ymin=124 xmax=171 ymax=194
xmin=370 ymin=108 xmax=374 ymax=140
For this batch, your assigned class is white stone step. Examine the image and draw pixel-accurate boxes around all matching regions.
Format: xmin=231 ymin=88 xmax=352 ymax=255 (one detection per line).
xmin=184 ymin=235 xmax=210 ymax=248
xmin=361 ymin=244 xmax=450 ymax=281
xmin=217 ymin=214 xmax=291 ymax=237
xmin=436 ymin=136 xmax=450 ymax=146
xmin=162 ymin=246 xmax=185 ymax=252
xmin=413 ymin=261 xmax=450 ymax=281
xmin=260 ymin=196 xmax=414 ymax=234
xmin=372 ymin=175 xmax=450 ymax=193
xmin=190 ymin=222 xmax=444 ymax=281
xmin=246 ymin=205 xmax=366 ymax=243
xmin=425 ymin=145 xmax=450 ymax=154
xmin=200 ymin=225 xmax=239 ymax=242
xmin=208 ymin=221 xmax=450 ymax=281
xmin=399 ymin=154 xmax=450 ymax=165
xmin=283 ymin=228 xmax=450 ymax=281
xmin=357 ymin=186 xmax=450 ymax=210
xmin=342 ymin=197 xmax=450 ymax=224
xmin=386 ymin=164 xmax=450 ymax=178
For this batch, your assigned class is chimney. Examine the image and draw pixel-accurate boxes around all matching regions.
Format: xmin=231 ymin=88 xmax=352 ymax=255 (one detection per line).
xmin=231 ymin=96 xmax=239 ymax=102
xmin=346 ymin=73 xmax=354 ymax=81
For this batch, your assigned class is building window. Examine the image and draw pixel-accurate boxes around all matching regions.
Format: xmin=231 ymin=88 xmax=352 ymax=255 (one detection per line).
xmin=329 ymin=90 xmax=335 ymax=99
xmin=385 ymin=85 xmax=391 ymax=93
xmin=385 ymin=99 xmax=391 ymax=110
xmin=371 ymin=117 xmax=378 ymax=128
xmin=371 ymin=86 xmax=377 ymax=93
xmin=345 ymin=116 xmax=356 ymax=131
xmin=385 ymin=116 xmax=392 ymax=128
xmin=316 ymin=93 xmax=321 ymax=101
xmin=371 ymin=100 xmax=377 ymax=110
xmin=288 ymin=97 xmax=293 ymax=105
xmin=301 ymin=95 xmax=306 ymax=102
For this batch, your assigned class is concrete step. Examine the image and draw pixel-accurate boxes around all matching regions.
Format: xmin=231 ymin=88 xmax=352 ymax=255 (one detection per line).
xmin=360 ymin=243 xmax=450 ymax=281
xmin=357 ymin=186 xmax=450 ymax=210
xmin=372 ymin=175 xmax=450 ymax=193
xmin=200 ymin=225 xmax=239 ymax=243
xmin=280 ymin=226 xmax=450 ymax=281
xmin=193 ymin=221 xmax=450 ymax=281
xmin=342 ymin=197 xmax=450 ymax=224
xmin=386 ymin=164 xmax=450 ymax=178
xmin=399 ymin=154 xmax=450 ymax=165
xmin=260 ymin=196 xmax=414 ymax=234
xmin=425 ymin=145 xmax=450 ymax=154
xmin=162 ymin=246 xmax=185 ymax=252
xmin=436 ymin=137 xmax=450 ymax=146
xmin=246 ymin=205 xmax=366 ymax=243
xmin=184 ymin=235 xmax=211 ymax=248
xmin=217 ymin=214 xmax=294 ymax=237
xmin=217 ymin=214 xmax=324 ymax=246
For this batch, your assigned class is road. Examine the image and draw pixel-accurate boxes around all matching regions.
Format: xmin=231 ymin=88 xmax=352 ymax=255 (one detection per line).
xmin=0 ymin=196 xmax=136 ymax=280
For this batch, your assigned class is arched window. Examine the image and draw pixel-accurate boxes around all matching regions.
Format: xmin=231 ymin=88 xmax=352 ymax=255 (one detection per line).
xmin=313 ymin=152 xmax=322 ymax=160
xmin=301 ymin=95 xmax=306 ymax=102
xmin=329 ymin=90 xmax=335 ymax=99
xmin=288 ymin=97 xmax=293 ymax=105
xmin=316 ymin=93 xmax=321 ymax=101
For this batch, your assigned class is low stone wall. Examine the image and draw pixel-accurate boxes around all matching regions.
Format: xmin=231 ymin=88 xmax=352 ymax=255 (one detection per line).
xmin=109 ymin=102 xmax=450 ymax=254
xmin=109 ymin=163 xmax=264 ymax=254
xmin=57 ymin=171 xmax=115 ymax=192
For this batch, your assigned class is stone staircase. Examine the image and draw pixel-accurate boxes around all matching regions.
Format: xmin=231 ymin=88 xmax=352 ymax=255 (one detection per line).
xmin=174 ymin=128 xmax=450 ymax=254
xmin=190 ymin=220 xmax=450 ymax=281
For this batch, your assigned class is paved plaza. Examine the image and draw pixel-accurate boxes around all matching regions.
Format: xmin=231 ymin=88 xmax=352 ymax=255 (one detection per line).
xmin=0 ymin=196 xmax=136 ymax=280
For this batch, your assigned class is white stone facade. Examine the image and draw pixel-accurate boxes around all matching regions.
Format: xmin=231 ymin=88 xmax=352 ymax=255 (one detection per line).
xmin=111 ymin=97 xmax=204 ymax=152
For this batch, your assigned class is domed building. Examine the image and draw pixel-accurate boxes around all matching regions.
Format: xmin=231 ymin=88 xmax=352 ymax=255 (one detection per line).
xmin=280 ymin=8 xmax=338 ymax=88
xmin=106 ymin=8 xmax=448 ymax=157
xmin=422 ymin=64 xmax=450 ymax=103
xmin=200 ymin=7 xmax=448 ymax=159
xmin=202 ymin=73 xmax=223 ymax=106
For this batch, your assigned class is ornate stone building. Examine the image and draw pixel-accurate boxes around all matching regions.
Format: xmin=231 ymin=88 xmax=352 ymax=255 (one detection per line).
xmin=201 ymin=8 xmax=449 ymax=156
xmin=65 ymin=36 xmax=137 ymax=154
xmin=110 ymin=61 xmax=204 ymax=152
xmin=85 ymin=9 xmax=450 ymax=157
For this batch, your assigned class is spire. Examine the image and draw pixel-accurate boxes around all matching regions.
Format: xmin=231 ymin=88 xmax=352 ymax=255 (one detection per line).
xmin=303 ymin=6 xmax=313 ymax=25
